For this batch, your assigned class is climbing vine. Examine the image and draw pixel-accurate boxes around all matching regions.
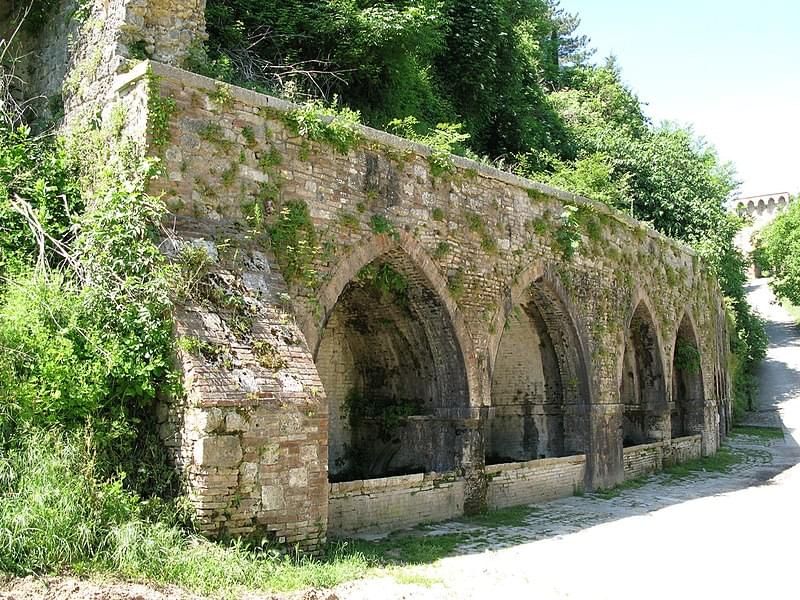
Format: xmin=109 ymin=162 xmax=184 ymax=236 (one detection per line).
xmin=268 ymin=200 xmax=320 ymax=289
xmin=356 ymin=262 xmax=409 ymax=306
xmin=342 ymin=388 xmax=427 ymax=441
xmin=674 ymin=339 xmax=701 ymax=374
xmin=553 ymin=204 xmax=582 ymax=259
xmin=387 ymin=117 xmax=470 ymax=177
xmin=146 ymin=69 xmax=178 ymax=153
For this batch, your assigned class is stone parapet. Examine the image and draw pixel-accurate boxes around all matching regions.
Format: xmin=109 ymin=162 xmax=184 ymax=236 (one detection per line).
xmin=486 ymin=455 xmax=587 ymax=510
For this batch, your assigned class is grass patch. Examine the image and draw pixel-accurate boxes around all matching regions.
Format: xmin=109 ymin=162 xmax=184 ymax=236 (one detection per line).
xmin=391 ymin=570 xmax=442 ymax=587
xmin=732 ymin=426 xmax=784 ymax=440
xmin=347 ymin=532 xmax=471 ymax=566
xmin=592 ymin=476 xmax=648 ymax=499
xmin=0 ymin=432 xmax=374 ymax=596
xmin=780 ymin=298 xmax=800 ymax=324
xmin=463 ymin=504 xmax=539 ymax=527
xmin=663 ymin=446 xmax=743 ymax=480
xmin=103 ymin=536 xmax=373 ymax=595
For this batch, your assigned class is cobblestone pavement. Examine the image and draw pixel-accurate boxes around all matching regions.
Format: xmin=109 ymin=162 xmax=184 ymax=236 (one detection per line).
xmin=335 ymin=278 xmax=800 ymax=600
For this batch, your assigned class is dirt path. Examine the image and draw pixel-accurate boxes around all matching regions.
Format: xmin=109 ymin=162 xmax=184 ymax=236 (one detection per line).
xmin=333 ymin=278 xmax=800 ymax=600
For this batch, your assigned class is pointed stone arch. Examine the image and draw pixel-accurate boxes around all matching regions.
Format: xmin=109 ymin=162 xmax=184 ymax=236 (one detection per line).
xmin=618 ymin=292 xmax=669 ymax=446
xmin=307 ymin=232 xmax=477 ymax=481
xmin=671 ymin=311 xmax=706 ymax=438
xmin=486 ymin=263 xmax=592 ymax=464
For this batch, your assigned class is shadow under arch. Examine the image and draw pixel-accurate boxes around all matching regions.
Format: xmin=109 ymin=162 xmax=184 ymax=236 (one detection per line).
xmin=671 ymin=310 xmax=706 ymax=438
xmin=618 ymin=290 xmax=669 ymax=446
xmin=485 ymin=262 xmax=593 ymax=472
xmin=304 ymin=231 xmax=479 ymax=482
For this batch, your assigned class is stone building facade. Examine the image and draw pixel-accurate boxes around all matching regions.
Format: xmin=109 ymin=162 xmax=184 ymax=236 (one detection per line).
xmin=3 ymin=0 xmax=733 ymax=551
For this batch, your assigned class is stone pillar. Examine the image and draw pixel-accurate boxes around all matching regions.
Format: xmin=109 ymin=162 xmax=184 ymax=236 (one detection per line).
xmin=9 ymin=0 xmax=210 ymax=119
xmin=587 ymin=403 xmax=624 ymax=490
xmin=702 ymin=400 xmax=720 ymax=457
xmin=120 ymin=0 xmax=207 ymax=65
xmin=158 ymin=237 xmax=330 ymax=551
xmin=457 ymin=416 xmax=487 ymax=515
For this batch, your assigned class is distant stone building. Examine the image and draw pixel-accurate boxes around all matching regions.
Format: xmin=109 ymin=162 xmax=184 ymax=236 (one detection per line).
xmin=728 ymin=193 xmax=793 ymax=277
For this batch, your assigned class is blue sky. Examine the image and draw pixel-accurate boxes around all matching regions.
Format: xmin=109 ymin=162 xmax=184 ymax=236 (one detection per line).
xmin=562 ymin=0 xmax=800 ymax=197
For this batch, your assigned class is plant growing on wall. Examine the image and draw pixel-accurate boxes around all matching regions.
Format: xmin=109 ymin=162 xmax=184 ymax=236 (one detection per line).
xmin=553 ymin=204 xmax=582 ymax=259
xmin=283 ymin=99 xmax=361 ymax=155
xmin=268 ymin=200 xmax=320 ymax=289
xmin=387 ymin=116 xmax=469 ymax=176
xmin=356 ymin=262 xmax=410 ymax=308
xmin=342 ymin=388 xmax=426 ymax=436
xmin=674 ymin=339 xmax=701 ymax=374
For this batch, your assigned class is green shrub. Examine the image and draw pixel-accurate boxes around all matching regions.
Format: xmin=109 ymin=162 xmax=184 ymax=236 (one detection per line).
xmin=0 ymin=112 xmax=178 ymax=494
xmin=0 ymin=125 xmax=80 ymax=275
xmin=760 ymin=197 xmax=800 ymax=305
xmin=388 ymin=116 xmax=469 ymax=176
xmin=0 ymin=432 xmax=371 ymax=593
xmin=0 ymin=430 xmax=139 ymax=575
xmin=283 ymin=100 xmax=362 ymax=155
xmin=269 ymin=200 xmax=320 ymax=288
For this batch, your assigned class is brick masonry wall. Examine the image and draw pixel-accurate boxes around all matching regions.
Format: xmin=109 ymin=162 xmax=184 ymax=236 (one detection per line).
xmin=3 ymin=0 xmax=204 ymax=123
xmin=152 ymin=234 xmax=329 ymax=550
xmin=33 ymin=50 xmax=733 ymax=547
xmin=486 ymin=455 xmax=587 ymax=510
xmin=11 ymin=0 xmax=735 ymax=550
xmin=329 ymin=473 xmax=466 ymax=536
xmin=127 ymin=60 xmax=733 ymax=543
xmin=622 ymin=436 xmax=702 ymax=480
xmin=314 ymin=309 xmax=357 ymax=477
xmin=623 ymin=442 xmax=664 ymax=481
xmin=489 ymin=307 xmax=550 ymax=460
xmin=664 ymin=435 xmax=703 ymax=467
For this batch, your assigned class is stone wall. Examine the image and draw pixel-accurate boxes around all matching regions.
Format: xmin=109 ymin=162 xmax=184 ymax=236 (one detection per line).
xmin=9 ymin=0 xmax=735 ymax=548
xmin=622 ymin=442 xmax=664 ymax=481
xmin=664 ymin=435 xmax=702 ymax=467
xmin=155 ymin=235 xmax=329 ymax=550
xmin=329 ymin=473 xmax=466 ymax=536
xmin=486 ymin=455 xmax=586 ymax=510
xmin=122 ymin=60 xmax=733 ymax=545
xmin=622 ymin=436 xmax=702 ymax=481
xmin=0 ymin=0 xmax=77 ymax=123
xmin=1 ymin=0 xmax=204 ymax=123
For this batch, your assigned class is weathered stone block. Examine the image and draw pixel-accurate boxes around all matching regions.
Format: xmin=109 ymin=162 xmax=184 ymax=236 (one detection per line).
xmin=261 ymin=485 xmax=285 ymax=510
xmin=225 ymin=411 xmax=248 ymax=432
xmin=194 ymin=436 xmax=243 ymax=468
xmin=289 ymin=467 xmax=308 ymax=488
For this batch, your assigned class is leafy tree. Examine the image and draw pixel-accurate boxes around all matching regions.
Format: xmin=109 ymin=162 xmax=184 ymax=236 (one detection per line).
xmin=759 ymin=197 xmax=800 ymax=305
xmin=203 ymin=0 xmax=586 ymax=158
xmin=432 ymin=0 xmax=576 ymax=158
xmin=202 ymin=0 xmax=452 ymax=127
xmin=0 ymin=125 xmax=80 ymax=275
xmin=540 ymin=0 xmax=595 ymax=88
xmin=631 ymin=124 xmax=738 ymax=241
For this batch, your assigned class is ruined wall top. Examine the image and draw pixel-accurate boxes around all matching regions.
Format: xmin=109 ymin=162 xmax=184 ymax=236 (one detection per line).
xmin=0 ymin=0 xmax=205 ymax=121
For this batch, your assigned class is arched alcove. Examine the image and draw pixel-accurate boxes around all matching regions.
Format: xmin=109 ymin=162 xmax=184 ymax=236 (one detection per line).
xmin=488 ymin=279 xmax=590 ymax=463
xmin=671 ymin=314 xmax=706 ymax=438
xmin=315 ymin=248 xmax=469 ymax=482
xmin=620 ymin=301 xmax=667 ymax=446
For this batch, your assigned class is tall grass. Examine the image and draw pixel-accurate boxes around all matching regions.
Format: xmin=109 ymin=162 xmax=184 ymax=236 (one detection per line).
xmin=0 ymin=431 xmax=371 ymax=595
